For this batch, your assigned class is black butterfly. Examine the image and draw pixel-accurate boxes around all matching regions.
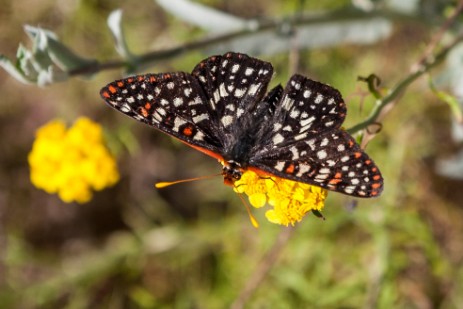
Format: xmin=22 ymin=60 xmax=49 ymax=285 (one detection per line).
xmin=101 ymin=52 xmax=383 ymax=197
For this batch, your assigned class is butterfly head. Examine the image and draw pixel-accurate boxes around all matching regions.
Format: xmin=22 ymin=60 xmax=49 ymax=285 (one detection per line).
xmin=222 ymin=160 xmax=244 ymax=186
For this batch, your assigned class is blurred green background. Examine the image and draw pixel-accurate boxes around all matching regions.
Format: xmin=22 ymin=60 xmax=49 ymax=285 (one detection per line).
xmin=1 ymin=0 xmax=463 ymax=308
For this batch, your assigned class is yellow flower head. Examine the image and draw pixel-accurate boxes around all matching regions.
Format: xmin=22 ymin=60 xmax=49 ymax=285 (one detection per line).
xmin=28 ymin=117 xmax=119 ymax=203
xmin=234 ymin=170 xmax=327 ymax=226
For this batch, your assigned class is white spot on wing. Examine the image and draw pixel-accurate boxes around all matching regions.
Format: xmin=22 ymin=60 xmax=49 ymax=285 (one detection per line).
xmin=273 ymin=133 xmax=284 ymax=145
xmin=294 ymin=133 xmax=307 ymax=140
xmin=319 ymin=168 xmax=330 ymax=174
xmin=173 ymin=97 xmax=183 ymax=107
xmin=296 ymin=164 xmax=311 ymax=177
xmin=290 ymin=109 xmax=300 ymax=119
xmin=344 ymin=186 xmax=355 ymax=194
xmin=121 ymin=104 xmax=131 ymax=112
xmin=315 ymin=94 xmax=324 ymax=103
xmin=307 ymin=139 xmax=316 ymax=150
xmin=281 ymin=97 xmax=294 ymax=111
xmin=237 ymin=108 xmax=244 ymax=118
xmin=317 ymin=150 xmax=327 ymax=159
xmin=221 ymin=115 xmax=233 ymax=127
xmin=273 ymin=123 xmax=282 ymax=132
xmin=290 ymin=146 xmax=299 ymax=160
xmin=275 ymin=161 xmax=285 ymax=171
xmin=232 ymin=64 xmax=240 ymax=73
xmin=234 ymin=88 xmax=246 ymax=98
xmin=193 ymin=131 xmax=205 ymax=141
xmin=193 ymin=113 xmax=209 ymax=123
xmin=173 ymin=117 xmax=186 ymax=132
xmin=219 ymin=83 xmax=228 ymax=97
xmin=248 ymin=83 xmax=260 ymax=96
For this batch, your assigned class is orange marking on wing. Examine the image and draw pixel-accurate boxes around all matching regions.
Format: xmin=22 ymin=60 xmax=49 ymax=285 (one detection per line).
xmin=164 ymin=73 xmax=171 ymax=79
xmin=354 ymin=152 xmax=362 ymax=158
xmin=348 ymin=140 xmax=354 ymax=148
xmin=370 ymin=191 xmax=378 ymax=196
xmin=102 ymin=91 xmax=110 ymax=98
xmin=144 ymin=102 xmax=152 ymax=110
xmin=371 ymin=183 xmax=381 ymax=189
xmin=127 ymin=78 xmax=134 ymax=83
xmin=149 ymin=76 xmax=157 ymax=82
xmin=108 ymin=85 xmax=117 ymax=94
xmin=334 ymin=172 xmax=342 ymax=179
xmin=117 ymin=81 xmax=124 ymax=87
xmin=183 ymin=126 xmax=194 ymax=136
xmin=365 ymin=160 xmax=371 ymax=165
xmin=372 ymin=167 xmax=378 ymax=172
xmin=138 ymin=76 xmax=144 ymax=81
xmin=329 ymin=178 xmax=342 ymax=185
xmin=140 ymin=107 xmax=148 ymax=117
xmin=285 ymin=163 xmax=295 ymax=174
xmin=373 ymin=175 xmax=381 ymax=180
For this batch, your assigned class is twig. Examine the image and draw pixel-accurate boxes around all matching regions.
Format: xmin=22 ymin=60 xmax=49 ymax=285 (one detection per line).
xmin=69 ymin=9 xmax=413 ymax=76
xmin=412 ymin=0 xmax=463 ymax=72
xmin=230 ymin=226 xmax=296 ymax=309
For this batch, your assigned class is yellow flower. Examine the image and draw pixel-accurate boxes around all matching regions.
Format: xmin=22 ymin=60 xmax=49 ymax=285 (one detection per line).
xmin=28 ymin=117 xmax=119 ymax=203
xmin=234 ymin=170 xmax=327 ymax=226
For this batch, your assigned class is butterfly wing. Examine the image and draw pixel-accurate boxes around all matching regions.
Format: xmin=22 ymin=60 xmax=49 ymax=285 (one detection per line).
xmin=249 ymin=75 xmax=383 ymax=197
xmin=191 ymin=52 xmax=274 ymax=139
xmin=100 ymin=72 xmax=224 ymax=159
xmin=100 ymin=52 xmax=275 ymax=160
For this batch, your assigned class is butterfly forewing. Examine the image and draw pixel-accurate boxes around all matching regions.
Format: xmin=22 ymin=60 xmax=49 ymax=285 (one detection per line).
xmin=100 ymin=72 xmax=222 ymax=153
xmin=191 ymin=52 xmax=273 ymax=133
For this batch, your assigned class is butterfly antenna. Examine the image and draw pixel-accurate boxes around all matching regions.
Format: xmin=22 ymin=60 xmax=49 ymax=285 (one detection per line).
xmin=155 ymin=173 xmax=222 ymax=188
xmin=238 ymin=193 xmax=259 ymax=228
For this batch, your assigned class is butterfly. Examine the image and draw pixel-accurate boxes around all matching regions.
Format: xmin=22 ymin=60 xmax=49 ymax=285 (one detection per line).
xmin=100 ymin=52 xmax=383 ymax=197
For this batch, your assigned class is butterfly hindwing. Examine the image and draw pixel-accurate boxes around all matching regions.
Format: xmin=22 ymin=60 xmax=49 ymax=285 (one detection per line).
xmin=250 ymin=130 xmax=383 ymax=197
xmin=256 ymin=74 xmax=347 ymax=150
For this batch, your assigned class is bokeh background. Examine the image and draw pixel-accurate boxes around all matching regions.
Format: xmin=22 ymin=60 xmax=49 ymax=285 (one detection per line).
xmin=1 ymin=0 xmax=463 ymax=308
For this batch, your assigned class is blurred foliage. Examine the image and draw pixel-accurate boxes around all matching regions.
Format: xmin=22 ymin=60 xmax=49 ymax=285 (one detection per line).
xmin=1 ymin=0 xmax=463 ymax=308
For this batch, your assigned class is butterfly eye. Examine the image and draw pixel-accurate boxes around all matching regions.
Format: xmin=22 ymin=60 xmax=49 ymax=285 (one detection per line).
xmin=232 ymin=170 xmax=242 ymax=180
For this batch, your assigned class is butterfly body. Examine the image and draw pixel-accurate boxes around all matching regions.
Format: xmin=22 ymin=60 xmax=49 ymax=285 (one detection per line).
xmin=101 ymin=52 xmax=383 ymax=197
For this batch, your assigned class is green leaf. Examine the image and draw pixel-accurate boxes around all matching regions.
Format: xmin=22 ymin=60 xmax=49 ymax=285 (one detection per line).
xmin=0 ymin=54 xmax=32 ymax=84
xmin=24 ymin=25 xmax=97 ymax=73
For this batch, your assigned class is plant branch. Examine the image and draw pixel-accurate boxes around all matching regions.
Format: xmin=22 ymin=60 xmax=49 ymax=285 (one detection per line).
xmin=69 ymin=9 xmax=412 ymax=76
xmin=347 ymin=31 xmax=463 ymax=135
